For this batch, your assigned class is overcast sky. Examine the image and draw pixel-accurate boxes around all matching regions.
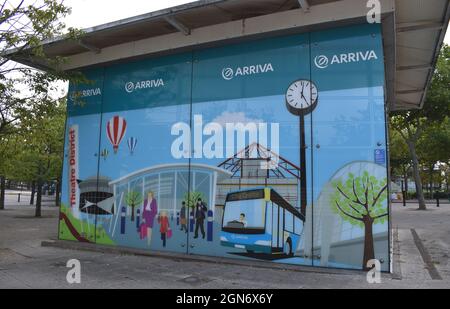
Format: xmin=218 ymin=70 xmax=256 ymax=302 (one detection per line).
xmin=63 ymin=0 xmax=198 ymax=29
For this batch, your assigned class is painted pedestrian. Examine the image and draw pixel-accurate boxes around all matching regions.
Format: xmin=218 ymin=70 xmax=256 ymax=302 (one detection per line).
xmin=158 ymin=211 xmax=171 ymax=248
xmin=194 ymin=198 xmax=208 ymax=239
xmin=180 ymin=201 xmax=188 ymax=233
xmin=141 ymin=191 xmax=158 ymax=246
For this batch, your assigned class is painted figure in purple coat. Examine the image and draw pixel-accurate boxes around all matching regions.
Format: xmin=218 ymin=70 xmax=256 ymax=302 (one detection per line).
xmin=142 ymin=191 xmax=158 ymax=246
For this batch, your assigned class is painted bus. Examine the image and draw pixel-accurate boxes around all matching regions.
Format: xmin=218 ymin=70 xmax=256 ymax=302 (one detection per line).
xmin=220 ymin=188 xmax=305 ymax=256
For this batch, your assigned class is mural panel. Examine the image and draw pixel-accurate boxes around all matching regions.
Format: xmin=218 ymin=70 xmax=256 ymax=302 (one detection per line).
xmin=59 ymin=23 xmax=391 ymax=271
xmin=96 ymin=53 xmax=193 ymax=253
xmin=310 ymin=24 xmax=390 ymax=271
xmin=188 ymin=33 xmax=313 ymax=265
xmin=60 ymin=68 xmax=105 ymax=244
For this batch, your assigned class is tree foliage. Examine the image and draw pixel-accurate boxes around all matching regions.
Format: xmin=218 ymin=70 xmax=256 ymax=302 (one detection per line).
xmin=417 ymin=117 xmax=450 ymax=166
xmin=389 ymin=128 xmax=411 ymax=177
xmin=7 ymin=98 xmax=66 ymax=183
xmin=125 ymin=190 xmax=142 ymax=222
xmin=0 ymin=1 xmax=83 ymax=213
xmin=390 ymin=44 xmax=450 ymax=208
xmin=184 ymin=191 xmax=205 ymax=210
xmin=0 ymin=0 xmax=79 ymax=139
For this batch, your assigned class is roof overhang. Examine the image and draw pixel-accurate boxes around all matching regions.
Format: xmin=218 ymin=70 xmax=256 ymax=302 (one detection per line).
xmin=4 ymin=0 xmax=449 ymax=111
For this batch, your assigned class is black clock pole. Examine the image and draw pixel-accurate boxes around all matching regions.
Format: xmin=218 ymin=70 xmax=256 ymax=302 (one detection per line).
xmin=299 ymin=113 xmax=307 ymax=217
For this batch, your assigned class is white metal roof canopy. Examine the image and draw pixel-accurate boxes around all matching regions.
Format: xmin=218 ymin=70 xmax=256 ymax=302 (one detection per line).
xmin=5 ymin=0 xmax=449 ymax=111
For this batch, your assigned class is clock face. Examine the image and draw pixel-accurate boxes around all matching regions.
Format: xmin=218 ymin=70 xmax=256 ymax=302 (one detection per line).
xmin=286 ymin=80 xmax=318 ymax=116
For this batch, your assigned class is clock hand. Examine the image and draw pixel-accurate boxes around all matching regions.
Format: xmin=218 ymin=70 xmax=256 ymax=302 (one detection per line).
xmin=301 ymin=92 xmax=307 ymax=103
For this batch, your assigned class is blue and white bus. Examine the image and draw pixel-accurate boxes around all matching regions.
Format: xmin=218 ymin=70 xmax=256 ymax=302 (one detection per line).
xmin=220 ymin=188 xmax=305 ymax=256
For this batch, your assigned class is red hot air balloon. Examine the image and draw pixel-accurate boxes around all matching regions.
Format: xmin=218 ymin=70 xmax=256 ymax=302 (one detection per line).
xmin=107 ymin=116 xmax=127 ymax=154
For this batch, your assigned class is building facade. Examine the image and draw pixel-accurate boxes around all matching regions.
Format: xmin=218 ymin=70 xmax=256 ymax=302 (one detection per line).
xmin=59 ymin=23 xmax=391 ymax=271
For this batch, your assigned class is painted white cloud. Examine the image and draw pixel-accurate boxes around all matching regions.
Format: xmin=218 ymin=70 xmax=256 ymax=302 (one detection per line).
xmin=212 ymin=111 xmax=263 ymax=126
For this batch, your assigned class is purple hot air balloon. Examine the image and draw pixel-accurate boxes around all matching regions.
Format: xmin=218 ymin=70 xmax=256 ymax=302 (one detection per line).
xmin=127 ymin=137 xmax=138 ymax=155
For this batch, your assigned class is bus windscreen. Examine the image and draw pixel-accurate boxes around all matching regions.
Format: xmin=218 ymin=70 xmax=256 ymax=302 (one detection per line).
xmin=223 ymin=199 xmax=266 ymax=231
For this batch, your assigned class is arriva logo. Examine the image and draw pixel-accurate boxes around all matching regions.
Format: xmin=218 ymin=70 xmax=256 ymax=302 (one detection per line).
xmin=125 ymin=79 xmax=165 ymax=93
xmin=222 ymin=63 xmax=274 ymax=80
xmin=314 ymin=50 xmax=378 ymax=69
xmin=70 ymin=88 xmax=102 ymax=100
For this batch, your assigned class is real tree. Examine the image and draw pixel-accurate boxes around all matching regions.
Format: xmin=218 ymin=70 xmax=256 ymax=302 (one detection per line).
xmin=8 ymin=100 xmax=66 ymax=217
xmin=417 ymin=118 xmax=450 ymax=197
xmin=0 ymin=0 xmax=82 ymax=211
xmin=389 ymin=129 xmax=411 ymax=194
xmin=390 ymin=45 xmax=450 ymax=210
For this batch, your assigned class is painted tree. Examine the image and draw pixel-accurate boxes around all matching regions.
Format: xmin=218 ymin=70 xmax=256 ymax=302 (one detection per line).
xmin=125 ymin=191 xmax=142 ymax=222
xmin=331 ymin=171 xmax=388 ymax=270
xmin=184 ymin=191 xmax=205 ymax=210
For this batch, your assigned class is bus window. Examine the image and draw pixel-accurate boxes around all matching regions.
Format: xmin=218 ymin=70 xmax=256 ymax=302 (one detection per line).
xmin=266 ymin=202 xmax=272 ymax=236
xmin=223 ymin=199 xmax=266 ymax=231
xmin=278 ymin=208 xmax=283 ymax=247
xmin=272 ymin=203 xmax=279 ymax=247
xmin=294 ymin=217 xmax=303 ymax=235
xmin=285 ymin=211 xmax=293 ymax=233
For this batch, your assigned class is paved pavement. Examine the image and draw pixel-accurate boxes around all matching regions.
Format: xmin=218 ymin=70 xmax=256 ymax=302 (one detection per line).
xmin=0 ymin=193 xmax=449 ymax=289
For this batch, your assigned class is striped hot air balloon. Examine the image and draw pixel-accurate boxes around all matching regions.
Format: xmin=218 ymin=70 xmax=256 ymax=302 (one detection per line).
xmin=106 ymin=116 xmax=127 ymax=154
xmin=127 ymin=137 xmax=138 ymax=155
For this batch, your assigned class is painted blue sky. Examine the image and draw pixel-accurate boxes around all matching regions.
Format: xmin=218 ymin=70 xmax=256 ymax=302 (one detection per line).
xmin=62 ymin=86 xmax=386 ymax=205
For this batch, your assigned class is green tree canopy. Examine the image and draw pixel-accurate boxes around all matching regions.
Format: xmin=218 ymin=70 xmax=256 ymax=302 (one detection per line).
xmin=0 ymin=0 xmax=80 ymax=139
xmin=184 ymin=191 xmax=205 ymax=210
xmin=331 ymin=171 xmax=388 ymax=228
xmin=390 ymin=44 xmax=450 ymax=209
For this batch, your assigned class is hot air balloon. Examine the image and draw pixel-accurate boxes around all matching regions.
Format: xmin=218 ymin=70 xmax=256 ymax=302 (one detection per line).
xmin=106 ymin=116 xmax=127 ymax=154
xmin=127 ymin=137 xmax=138 ymax=155
xmin=100 ymin=148 xmax=109 ymax=161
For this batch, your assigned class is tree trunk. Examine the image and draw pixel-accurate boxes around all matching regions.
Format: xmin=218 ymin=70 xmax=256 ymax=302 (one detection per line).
xmin=30 ymin=181 xmax=36 ymax=205
xmin=404 ymin=174 xmax=409 ymax=198
xmin=35 ymin=180 xmax=43 ymax=218
xmin=429 ymin=164 xmax=434 ymax=199
xmin=55 ymin=180 xmax=61 ymax=207
xmin=363 ymin=216 xmax=375 ymax=270
xmin=407 ymin=142 xmax=427 ymax=210
xmin=0 ymin=176 xmax=5 ymax=210
xmin=131 ymin=205 xmax=135 ymax=222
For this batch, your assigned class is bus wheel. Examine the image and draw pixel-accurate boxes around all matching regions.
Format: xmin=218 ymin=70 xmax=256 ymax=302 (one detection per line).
xmin=284 ymin=239 xmax=293 ymax=256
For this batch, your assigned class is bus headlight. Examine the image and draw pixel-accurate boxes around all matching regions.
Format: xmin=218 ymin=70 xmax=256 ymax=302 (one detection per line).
xmin=220 ymin=236 xmax=228 ymax=242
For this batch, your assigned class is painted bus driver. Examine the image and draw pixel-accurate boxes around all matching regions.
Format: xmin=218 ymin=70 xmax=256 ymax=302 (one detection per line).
xmin=239 ymin=213 xmax=248 ymax=228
